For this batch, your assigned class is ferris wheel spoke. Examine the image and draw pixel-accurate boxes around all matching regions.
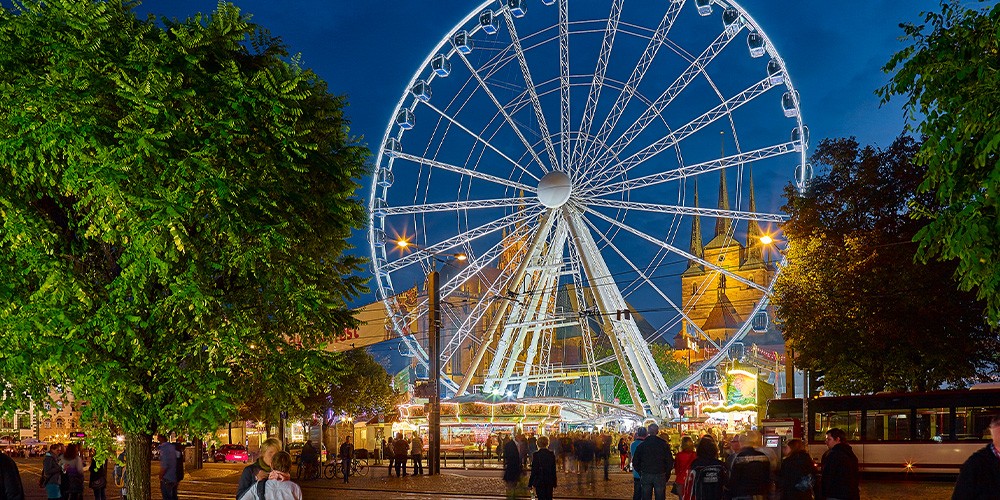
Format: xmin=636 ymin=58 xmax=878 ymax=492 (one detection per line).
xmin=393 ymin=151 xmax=535 ymax=192
xmin=594 ymin=22 xmax=747 ymax=169
xmin=570 ymin=0 xmax=622 ymax=177
xmin=577 ymin=0 xmax=685 ymax=167
xmin=502 ymin=10 xmax=560 ymax=171
xmin=580 ymin=215 xmax=696 ymax=340
xmin=381 ymin=197 xmax=529 ymax=216
xmin=587 ymin=140 xmax=800 ymax=197
xmin=587 ymin=199 xmax=786 ymax=223
xmin=454 ymin=52 xmax=549 ymax=174
xmin=558 ymin=0 xmax=571 ymax=171
xmin=383 ymin=208 xmax=541 ymax=274
xmin=583 ymin=206 xmax=769 ymax=294
xmin=585 ymin=77 xmax=775 ymax=190
xmin=420 ymin=100 xmax=540 ymax=182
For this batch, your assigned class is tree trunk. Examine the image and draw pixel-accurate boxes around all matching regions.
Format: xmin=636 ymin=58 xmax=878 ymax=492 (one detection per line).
xmin=125 ymin=432 xmax=152 ymax=500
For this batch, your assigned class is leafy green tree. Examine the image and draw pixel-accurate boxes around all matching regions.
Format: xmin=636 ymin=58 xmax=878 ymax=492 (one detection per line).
xmin=880 ymin=1 xmax=1000 ymax=324
xmin=773 ymin=136 xmax=1000 ymax=394
xmin=0 ymin=2 xmax=368 ymax=499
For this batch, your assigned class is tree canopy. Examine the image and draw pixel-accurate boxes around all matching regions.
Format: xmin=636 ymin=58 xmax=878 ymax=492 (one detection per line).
xmin=0 ymin=1 xmax=368 ymax=498
xmin=880 ymin=1 xmax=1000 ymax=325
xmin=772 ymin=136 xmax=1000 ymax=394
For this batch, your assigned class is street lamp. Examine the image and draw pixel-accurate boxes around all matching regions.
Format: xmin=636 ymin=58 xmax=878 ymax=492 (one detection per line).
xmin=393 ymin=238 xmax=466 ymax=476
xmin=759 ymin=233 xmax=794 ymax=398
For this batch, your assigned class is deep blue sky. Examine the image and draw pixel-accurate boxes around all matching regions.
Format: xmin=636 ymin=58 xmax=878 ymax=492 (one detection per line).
xmin=138 ymin=0 xmax=949 ymax=308
xmin=142 ymin=0 xmax=946 ymax=151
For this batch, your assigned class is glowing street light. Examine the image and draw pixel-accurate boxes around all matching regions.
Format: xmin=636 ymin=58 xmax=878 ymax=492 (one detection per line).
xmin=759 ymin=234 xmax=773 ymax=245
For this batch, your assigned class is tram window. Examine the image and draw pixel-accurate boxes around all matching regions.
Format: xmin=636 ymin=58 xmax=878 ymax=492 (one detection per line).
xmin=915 ymin=408 xmax=950 ymax=441
xmin=955 ymin=406 xmax=1000 ymax=440
xmin=814 ymin=411 xmax=861 ymax=442
xmin=866 ymin=409 xmax=910 ymax=441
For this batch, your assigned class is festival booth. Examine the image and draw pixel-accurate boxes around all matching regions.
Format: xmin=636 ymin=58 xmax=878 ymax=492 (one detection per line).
xmin=397 ymin=396 xmax=561 ymax=452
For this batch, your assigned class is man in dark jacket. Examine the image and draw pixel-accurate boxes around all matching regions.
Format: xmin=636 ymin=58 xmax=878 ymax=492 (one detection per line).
xmin=632 ymin=423 xmax=674 ymax=500
xmin=728 ymin=431 xmax=773 ymax=500
xmin=0 ymin=450 xmax=25 ymax=500
xmin=392 ymin=432 xmax=409 ymax=477
xmin=528 ymin=436 xmax=557 ymax=500
xmin=819 ymin=428 xmax=859 ymax=500
xmin=502 ymin=436 xmax=523 ymax=499
xmin=952 ymin=415 xmax=1000 ymax=499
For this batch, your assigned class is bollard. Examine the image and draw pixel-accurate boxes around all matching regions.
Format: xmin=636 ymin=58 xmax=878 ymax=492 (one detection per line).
xmin=462 ymin=448 xmax=466 ymax=469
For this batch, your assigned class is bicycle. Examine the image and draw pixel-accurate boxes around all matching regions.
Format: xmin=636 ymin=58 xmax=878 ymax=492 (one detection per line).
xmin=322 ymin=459 xmax=341 ymax=480
xmin=323 ymin=456 xmax=369 ymax=478
xmin=295 ymin=459 xmax=321 ymax=481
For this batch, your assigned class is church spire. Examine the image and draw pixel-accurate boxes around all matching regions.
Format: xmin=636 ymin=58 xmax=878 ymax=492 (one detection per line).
xmin=715 ymin=132 xmax=732 ymax=238
xmin=689 ymin=180 xmax=703 ymax=258
xmin=745 ymin=167 xmax=764 ymax=264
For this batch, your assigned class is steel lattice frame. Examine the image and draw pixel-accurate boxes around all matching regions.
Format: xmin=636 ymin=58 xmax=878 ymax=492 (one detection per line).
xmin=368 ymin=0 xmax=808 ymax=420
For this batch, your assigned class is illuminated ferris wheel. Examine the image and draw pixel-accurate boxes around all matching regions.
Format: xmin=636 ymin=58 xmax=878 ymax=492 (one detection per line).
xmin=368 ymin=0 xmax=809 ymax=419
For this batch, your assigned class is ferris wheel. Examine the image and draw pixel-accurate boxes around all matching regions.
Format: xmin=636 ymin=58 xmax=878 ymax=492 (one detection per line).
xmin=369 ymin=0 xmax=809 ymax=419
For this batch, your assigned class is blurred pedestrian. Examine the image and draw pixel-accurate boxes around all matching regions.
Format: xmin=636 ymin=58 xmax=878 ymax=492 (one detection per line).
xmin=674 ymin=436 xmax=697 ymax=497
xmin=629 ymin=427 xmax=647 ymax=500
xmin=502 ymin=434 xmax=523 ymax=500
xmin=632 ymin=423 xmax=674 ymax=500
xmin=60 ymin=444 xmax=85 ymax=500
xmin=528 ymin=436 xmax=557 ymax=500
xmin=387 ymin=435 xmax=396 ymax=476
xmin=156 ymin=436 xmax=178 ymax=500
xmin=727 ymin=431 xmax=772 ymax=500
xmin=88 ymin=452 xmax=108 ymax=500
xmin=682 ymin=436 xmax=726 ymax=500
xmin=725 ymin=434 xmax=741 ymax=472
xmin=410 ymin=433 xmax=423 ymax=476
xmin=392 ymin=432 xmax=409 ymax=477
xmin=952 ymin=414 xmax=1000 ymax=499
xmin=113 ymin=450 xmax=126 ymax=500
xmin=575 ymin=434 xmax=596 ymax=489
xmin=237 ymin=438 xmax=280 ymax=500
xmin=0 ymin=448 xmax=25 ymax=500
xmin=599 ymin=432 xmax=613 ymax=480
xmin=819 ymin=428 xmax=859 ymax=500
xmin=777 ymin=438 xmax=815 ymax=500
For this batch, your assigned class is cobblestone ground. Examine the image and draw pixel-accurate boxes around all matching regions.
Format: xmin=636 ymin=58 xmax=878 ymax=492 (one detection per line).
xmin=13 ymin=458 xmax=956 ymax=499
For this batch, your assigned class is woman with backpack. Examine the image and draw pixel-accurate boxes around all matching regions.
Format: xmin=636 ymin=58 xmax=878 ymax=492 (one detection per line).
xmin=681 ymin=436 xmax=726 ymax=500
xmin=778 ymin=438 xmax=817 ymax=500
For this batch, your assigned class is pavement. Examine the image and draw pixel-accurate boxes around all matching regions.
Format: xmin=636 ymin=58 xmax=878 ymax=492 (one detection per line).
xmin=11 ymin=457 xmax=957 ymax=499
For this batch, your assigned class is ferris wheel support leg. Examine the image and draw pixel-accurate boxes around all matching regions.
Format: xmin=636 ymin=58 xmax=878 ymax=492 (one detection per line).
xmin=456 ymin=212 xmax=557 ymax=397
xmin=562 ymin=207 xmax=650 ymax=416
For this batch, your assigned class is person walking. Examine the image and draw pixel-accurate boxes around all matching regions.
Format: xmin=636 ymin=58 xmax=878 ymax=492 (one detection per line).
xmin=502 ymin=434 xmax=523 ymax=500
xmin=88 ymin=452 xmax=108 ymax=500
xmin=632 ymin=423 xmax=674 ymax=500
xmin=237 ymin=451 xmax=302 ymax=500
xmin=392 ymin=432 xmax=409 ymax=477
xmin=528 ymin=436 xmax=557 ymax=500
xmin=157 ymin=436 xmax=179 ymax=500
xmin=575 ymin=434 xmax=596 ymax=490
xmin=819 ymin=428 xmax=859 ymax=500
xmin=237 ymin=438 xmax=280 ymax=500
xmin=629 ymin=427 xmax=647 ymax=500
xmin=727 ymin=431 xmax=772 ymax=500
xmin=682 ymin=437 xmax=726 ymax=500
xmin=386 ymin=435 xmax=396 ymax=476
xmin=339 ymin=436 xmax=354 ymax=484
xmin=599 ymin=432 xmax=613 ymax=480
xmin=618 ymin=436 xmax=631 ymax=472
xmin=674 ymin=436 xmax=697 ymax=497
xmin=41 ymin=444 xmax=62 ymax=500
xmin=0 ymin=448 xmax=25 ymax=500
xmin=952 ymin=414 xmax=1000 ymax=499
xmin=59 ymin=444 xmax=85 ymax=500
xmin=409 ymin=433 xmax=423 ymax=476
xmin=113 ymin=450 xmax=126 ymax=500
xmin=777 ymin=438 xmax=816 ymax=500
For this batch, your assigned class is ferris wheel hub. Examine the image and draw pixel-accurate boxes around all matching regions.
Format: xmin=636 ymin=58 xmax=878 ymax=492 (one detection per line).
xmin=536 ymin=170 xmax=573 ymax=208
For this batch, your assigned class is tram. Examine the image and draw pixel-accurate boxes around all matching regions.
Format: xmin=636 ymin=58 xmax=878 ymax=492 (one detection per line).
xmin=764 ymin=385 xmax=1000 ymax=475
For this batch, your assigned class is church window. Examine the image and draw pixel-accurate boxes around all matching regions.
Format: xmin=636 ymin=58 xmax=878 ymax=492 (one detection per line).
xmin=56 ymin=418 xmax=64 ymax=428
xmin=44 ymin=419 xmax=51 ymax=429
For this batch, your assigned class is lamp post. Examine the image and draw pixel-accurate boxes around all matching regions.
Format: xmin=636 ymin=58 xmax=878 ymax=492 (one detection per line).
xmin=759 ymin=233 xmax=794 ymax=398
xmin=395 ymin=239 xmax=466 ymax=476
